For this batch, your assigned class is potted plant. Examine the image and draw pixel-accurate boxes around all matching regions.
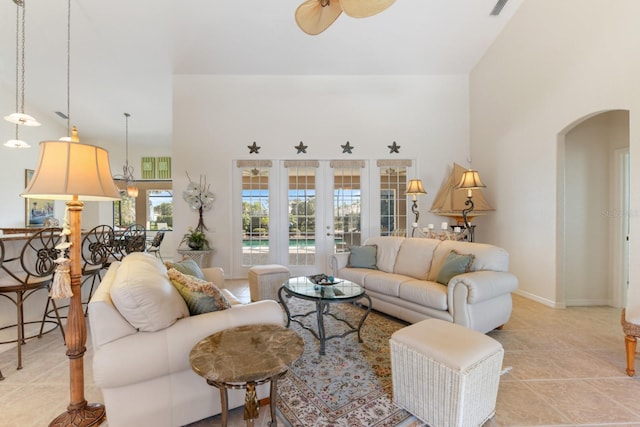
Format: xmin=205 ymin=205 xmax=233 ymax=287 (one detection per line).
xmin=181 ymin=227 xmax=209 ymax=250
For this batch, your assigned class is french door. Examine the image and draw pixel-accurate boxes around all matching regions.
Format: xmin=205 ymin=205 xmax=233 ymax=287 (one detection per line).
xmin=234 ymin=159 xmax=413 ymax=277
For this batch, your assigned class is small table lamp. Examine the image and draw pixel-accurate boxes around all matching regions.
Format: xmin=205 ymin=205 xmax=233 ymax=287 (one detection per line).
xmin=406 ymin=179 xmax=427 ymax=236
xmin=455 ymin=169 xmax=486 ymax=242
xmin=22 ymin=137 xmax=121 ymax=426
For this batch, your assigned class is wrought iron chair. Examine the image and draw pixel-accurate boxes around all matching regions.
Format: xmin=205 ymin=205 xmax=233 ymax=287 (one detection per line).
xmin=81 ymin=225 xmax=114 ymax=314
xmin=121 ymin=224 xmax=146 ymax=257
xmin=0 ymin=228 xmax=65 ymax=372
xmin=145 ymin=230 xmax=165 ymax=261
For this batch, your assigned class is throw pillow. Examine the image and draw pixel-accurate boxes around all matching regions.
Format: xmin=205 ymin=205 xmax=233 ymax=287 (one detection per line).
xmin=347 ymin=245 xmax=378 ymax=269
xmin=165 ymin=257 xmax=205 ymax=280
xmin=167 ymin=268 xmax=231 ymax=315
xmin=110 ymin=253 xmax=189 ymax=332
xmin=436 ymin=250 xmax=475 ymax=285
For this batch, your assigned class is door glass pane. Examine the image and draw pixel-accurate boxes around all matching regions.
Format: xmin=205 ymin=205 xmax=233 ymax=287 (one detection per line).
xmin=380 ymin=167 xmax=408 ymax=236
xmin=334 ymin=167 xmax=361 ymax=252
xmin=288 ymin=167 xmax=316 ymax=266
xmin=242 ymin=167 xmax=270 ymax=266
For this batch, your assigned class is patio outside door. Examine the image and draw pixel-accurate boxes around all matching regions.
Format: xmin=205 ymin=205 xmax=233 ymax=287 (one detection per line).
xmin=284 ymin=160 xmax=365 ymax=277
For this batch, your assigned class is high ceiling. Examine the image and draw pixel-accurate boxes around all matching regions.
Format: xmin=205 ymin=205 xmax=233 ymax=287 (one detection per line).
xmin=0 ymin=0 xmax=523 ymax=149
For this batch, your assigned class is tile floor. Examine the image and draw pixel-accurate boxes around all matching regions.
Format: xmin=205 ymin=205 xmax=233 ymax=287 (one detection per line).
xmin=0 ymin=281 xmax=639 ymax=427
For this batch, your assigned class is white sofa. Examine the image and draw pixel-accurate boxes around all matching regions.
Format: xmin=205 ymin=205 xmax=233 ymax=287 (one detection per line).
xmin=88 ymin=253 xmax=285 ymax=427
xmin=328 ymin=236 xmax=518 ymax=333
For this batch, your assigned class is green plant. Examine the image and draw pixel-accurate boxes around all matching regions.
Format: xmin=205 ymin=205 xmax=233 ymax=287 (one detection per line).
xmin=181 ymin=227 xmax=209 ymax=250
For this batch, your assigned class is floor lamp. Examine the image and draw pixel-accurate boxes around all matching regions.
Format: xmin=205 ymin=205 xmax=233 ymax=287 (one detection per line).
xmin=22 ymin=138 xmax=121 ymax=427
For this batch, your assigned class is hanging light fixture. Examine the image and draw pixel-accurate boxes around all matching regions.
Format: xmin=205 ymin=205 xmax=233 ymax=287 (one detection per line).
xmin=121 ymin=112 xmax=138 ymax=197
xmin=4 ymin=0 xmax=41 ymax=130
xmin=58 ymin=0 xmax=73 ymax=142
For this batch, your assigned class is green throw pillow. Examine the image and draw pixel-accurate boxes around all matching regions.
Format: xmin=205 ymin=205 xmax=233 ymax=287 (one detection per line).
xmin=167 ymin=268 xmax=231 ymax=315
xmin=347 ymin=245 xmax=378 ymax=269
xmin=436 ymin=250 xmax=475 ymax=285
xmin=166 ymin=257 xmax=205 ymax=280
xmin=171 ymin=280 xmax=222 ymax=315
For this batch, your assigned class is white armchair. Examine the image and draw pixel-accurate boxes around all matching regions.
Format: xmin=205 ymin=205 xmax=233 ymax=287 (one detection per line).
xmin=622 ymin=306 xmax=640 ymax=376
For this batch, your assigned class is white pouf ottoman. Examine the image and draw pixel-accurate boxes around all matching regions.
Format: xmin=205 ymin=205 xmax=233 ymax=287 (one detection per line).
xmin=390 ymin=319 xmax=504 ymax=427
xmin=248 ymin=264 xmax=290 ymax=302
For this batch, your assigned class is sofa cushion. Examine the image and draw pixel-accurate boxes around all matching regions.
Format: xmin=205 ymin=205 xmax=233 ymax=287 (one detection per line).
xmin=110 ymin=253 xmax=189 ymax=332
xmin=347 ymin=245 xmax=377 ymax=269
xmin=393 ymin=238 xmax=440 ymax=280
xmin=363 ymin=236 xmax=405 ymax=273
xmin=435 ymin=250 xmax=475 ymax=285
xmin=165 ymin=257 xmax=205 ymax=279
xmin=398 ymin=279 xmax=449 ymax=310
xmin=363 ymin=271 xmax=413 ymax=297
xmin=167 ymin=268 xmax=231 ymax=314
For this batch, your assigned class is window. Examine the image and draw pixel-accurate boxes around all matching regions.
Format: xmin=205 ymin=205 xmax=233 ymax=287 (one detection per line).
xmin=241 ymin=167 xmax=270 ymax=265
xmin=380 ymin=167 xmax=408 ymax=236
xmin=113 ymin=180 xmax=173 ymax=230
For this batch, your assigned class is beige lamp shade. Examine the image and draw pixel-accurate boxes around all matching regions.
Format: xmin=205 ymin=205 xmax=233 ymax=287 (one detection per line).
xmin=21 ymin=140 xmax=121 ymax=201
xmin=456 ymin=169 xmax=486 ymax=189
xmin=340 ymin=0 xmax=396 ymax=18
xmin=405 ymin=178 xmax=427 ymax=196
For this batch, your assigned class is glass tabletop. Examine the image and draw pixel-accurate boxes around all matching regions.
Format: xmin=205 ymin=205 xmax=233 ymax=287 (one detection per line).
xmin=283 ymin=276 xmax=365 ymax=300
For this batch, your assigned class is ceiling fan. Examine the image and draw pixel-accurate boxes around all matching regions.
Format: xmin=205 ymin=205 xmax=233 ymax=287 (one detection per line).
xmin=295 ymin=0 xmax=396 ymax=35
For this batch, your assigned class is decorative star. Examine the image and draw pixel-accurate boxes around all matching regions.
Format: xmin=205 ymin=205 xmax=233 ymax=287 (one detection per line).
xmin=388 ymin=141 xmax=400 ymax=154
xmin=341 ymin=141 xmax=354 ymax=154
xmin=248 ymin=141 xmax=261 ymax=154
xmin=295 ymin=141 xmax=308 ymax=154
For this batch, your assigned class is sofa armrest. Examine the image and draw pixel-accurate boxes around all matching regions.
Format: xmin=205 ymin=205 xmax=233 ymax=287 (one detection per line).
xmin=328 ymin=253 xmax=350 ymax=276
xmin=447 ymin=270 xmax=518 ymax=305
xmin=93 ymin=300 xmax=286 ymax=389
xmin=201 ymin=267 xmax=225 ymax=288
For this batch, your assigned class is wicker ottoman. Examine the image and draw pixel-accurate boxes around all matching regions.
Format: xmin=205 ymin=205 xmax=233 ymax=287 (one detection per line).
xmin=248 ymin=264 xmax=290 ymax=302
xmin=390 ymin=319 xmax=504 ymax=427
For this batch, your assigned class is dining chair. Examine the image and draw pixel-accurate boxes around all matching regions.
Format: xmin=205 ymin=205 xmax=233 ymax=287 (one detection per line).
xmin=122 ymin=224 xmax=146 ymax=257
xmin=145 ymin=230 xmax=165 ymax=261
xmin=0 ymin=228 xmax=65 ymax=371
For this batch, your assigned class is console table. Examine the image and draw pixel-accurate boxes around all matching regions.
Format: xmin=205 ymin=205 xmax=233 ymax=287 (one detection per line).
xmin=176 ymin=248 xmax=213 ymax=267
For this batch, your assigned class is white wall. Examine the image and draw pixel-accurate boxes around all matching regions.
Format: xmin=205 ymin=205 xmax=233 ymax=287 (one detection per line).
xmin=173 ymin=75 xmax=471 ymax=276
xmin=470 ymin=0 xmax=640 ymax=306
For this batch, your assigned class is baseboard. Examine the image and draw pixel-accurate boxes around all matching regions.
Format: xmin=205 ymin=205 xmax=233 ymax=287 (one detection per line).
xmin=514 ymin=289 xmax=565 ymax=308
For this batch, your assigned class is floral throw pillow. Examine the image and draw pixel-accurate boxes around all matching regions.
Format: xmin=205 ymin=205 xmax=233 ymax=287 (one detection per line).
xmin=167 ymin=268 xmax=231 ymax=315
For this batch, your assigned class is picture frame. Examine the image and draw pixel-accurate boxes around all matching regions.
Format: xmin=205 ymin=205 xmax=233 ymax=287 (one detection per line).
xmin=25 ymin=169 xmax=56 ymax=227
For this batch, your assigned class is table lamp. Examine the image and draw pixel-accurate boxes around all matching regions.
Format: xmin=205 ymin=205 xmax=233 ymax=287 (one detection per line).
xmin=22 ymin=137 xmax=121 ymax=426
xmin=455 ymin=169 xmax=486 ymax=242
xmin=405 ymin=179 xmax=427 ymax=236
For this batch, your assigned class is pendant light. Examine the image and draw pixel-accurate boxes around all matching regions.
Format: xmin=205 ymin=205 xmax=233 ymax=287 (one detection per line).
xmin=4 ymin=0 xmax=41 ymax=130
xmin=59 ymin=0 xmax=73 ymax=142
xmin=122 ymin=113 xmax=138 ymax=198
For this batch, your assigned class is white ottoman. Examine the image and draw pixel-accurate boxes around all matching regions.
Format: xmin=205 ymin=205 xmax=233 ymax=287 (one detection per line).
xmin=248 ymin=264 xmax=290 ymax=302
xmin=390 ymin=319 xmax=503 ymax=427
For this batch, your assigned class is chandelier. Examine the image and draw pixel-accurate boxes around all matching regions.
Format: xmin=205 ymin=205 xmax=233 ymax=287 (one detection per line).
xmin=120 ymin=113 xmax=138 ymax=198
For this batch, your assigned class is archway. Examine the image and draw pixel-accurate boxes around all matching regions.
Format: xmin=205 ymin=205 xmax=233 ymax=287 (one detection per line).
xmin=557 ymin=110 xmax=629 ymax=307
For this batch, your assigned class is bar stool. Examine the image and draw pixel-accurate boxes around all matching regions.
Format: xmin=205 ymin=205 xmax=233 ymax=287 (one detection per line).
xmin=0 ymin=228 xmax=65 ymax=372
xmin=81 ymin=225 xmax=115 ymax=314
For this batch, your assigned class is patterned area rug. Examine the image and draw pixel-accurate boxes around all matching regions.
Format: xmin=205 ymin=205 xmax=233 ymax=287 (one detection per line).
xmin=277 ymin=298 xmax=417 ymax=427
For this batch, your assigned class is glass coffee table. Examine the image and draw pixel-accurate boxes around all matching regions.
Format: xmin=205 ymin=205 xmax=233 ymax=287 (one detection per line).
xmin=278 ymin=276 xmax=372 ymax=355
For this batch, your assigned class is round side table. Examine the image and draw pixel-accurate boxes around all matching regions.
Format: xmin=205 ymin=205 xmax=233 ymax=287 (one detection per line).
xmin=189 ymin=324 xmax=304 ymax=426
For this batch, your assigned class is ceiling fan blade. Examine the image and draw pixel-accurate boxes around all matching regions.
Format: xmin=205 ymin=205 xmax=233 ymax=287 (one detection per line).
xmin=295 ymin=0 xmax=343 ymax=35
xmin=340 ymin=0 xmax=395 ymax=18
